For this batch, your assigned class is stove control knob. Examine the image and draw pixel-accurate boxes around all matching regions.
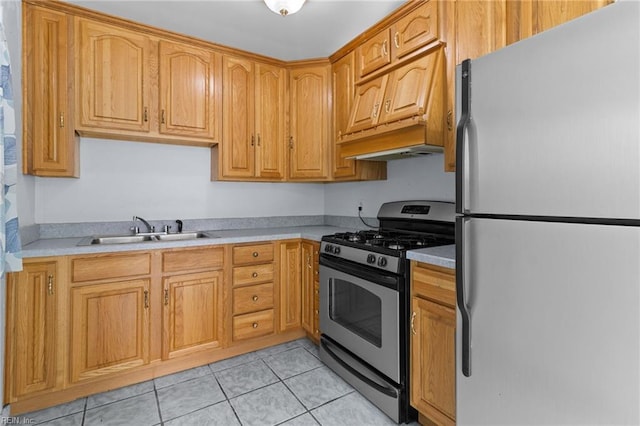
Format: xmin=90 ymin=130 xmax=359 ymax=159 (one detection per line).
xmin=367 ymin=254 xmax=376 ymax=264
xmin=377 ymin=257 xmax=387 ymax=267
xmin=334 ymin=246 xmax=341 ymax=255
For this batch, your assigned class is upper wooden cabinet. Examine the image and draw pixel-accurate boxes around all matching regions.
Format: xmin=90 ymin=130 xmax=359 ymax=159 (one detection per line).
xmin=215 ymin=56 xmax=285 ymax=181
xmin=340 ymin=45 xmax=446 ymax=159
xmin=357 ymin=1 xmax=438 ymax=78
xmin=75 ymin=17 xmax=221 ymax=146
xmin=76 ymin=19 xmax=152 ymax=133
xmin=507 ymin=0 xmax=613 ymax=44
xmin=23 ymin=4 xmax=78 ymax=177
xmin=159 ymin=41 xmax=220 ymax=140
xmin=288 ymin=63 xmax=331 ymax=180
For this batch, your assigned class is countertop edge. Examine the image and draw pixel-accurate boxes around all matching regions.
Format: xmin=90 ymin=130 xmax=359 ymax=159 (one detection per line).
xmin=19 ymin=226 xmax=349 ymax=258
xmin=406 ymin=245 xmax=456 ymax=270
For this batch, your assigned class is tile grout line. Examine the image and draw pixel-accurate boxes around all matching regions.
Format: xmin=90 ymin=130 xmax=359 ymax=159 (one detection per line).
xmin=153 ymin=380 xmax=164 ymax=426
xmin=81 ymin=397 xmax=88 ymax=426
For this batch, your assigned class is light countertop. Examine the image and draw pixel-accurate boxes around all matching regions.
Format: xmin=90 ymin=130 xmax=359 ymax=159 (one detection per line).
xmin=406 ymin=244 xmax=455 ymax=269
xmin=21 ymin=226 xmax=349 ymax=258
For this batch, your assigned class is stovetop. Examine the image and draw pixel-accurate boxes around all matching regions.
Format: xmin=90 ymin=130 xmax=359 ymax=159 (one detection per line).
xmin=326 ymin=229 xmax=453 ymax=253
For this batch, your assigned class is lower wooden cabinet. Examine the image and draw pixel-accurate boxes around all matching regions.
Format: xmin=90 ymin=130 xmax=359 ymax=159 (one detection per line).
xmin=278 ymin=240 xmax=302 ymax=331
xmin=162 ymin=271 xmax=223 ymax=359
xmin=5 ymin=239 xmax=320 ymax=414
xmin=6 ymin=259 xmax=62 ymax=397
xmin=301 ymin=241 xmax=320 ymax=341
xmin=70 ymin=278 xmax=151 ymax=383
xmin=410 ymin=262 xmax=456 ymax=425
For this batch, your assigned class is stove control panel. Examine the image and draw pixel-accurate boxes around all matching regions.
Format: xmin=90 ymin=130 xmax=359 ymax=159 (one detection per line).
xmin=320 ymin=241 xmax=400 ymax=274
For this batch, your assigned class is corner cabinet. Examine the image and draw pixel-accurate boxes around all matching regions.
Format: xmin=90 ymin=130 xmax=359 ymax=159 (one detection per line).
xmin=288 ymin=63 xmax=331 ymax=181
xmin=410 ymin=261 xmax=456 ymax=426
xmin=23 ymin=4 xmax=78 ymax=177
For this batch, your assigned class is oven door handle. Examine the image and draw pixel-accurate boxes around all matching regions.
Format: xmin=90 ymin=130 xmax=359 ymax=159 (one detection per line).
xmin=320 ymin=338 xmax=398 ymax=398
xmin=319 ymin=255 xmax=399 ymax=290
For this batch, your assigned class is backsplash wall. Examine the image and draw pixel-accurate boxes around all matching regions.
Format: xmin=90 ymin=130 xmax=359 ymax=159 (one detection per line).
xmin=34 ymin=138 xmax=326 ymax=223
xmin=324 ymin=154 xmax=456 ymax=218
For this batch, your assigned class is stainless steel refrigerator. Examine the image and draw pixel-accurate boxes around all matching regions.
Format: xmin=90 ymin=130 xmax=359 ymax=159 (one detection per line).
xmin=455 ymin=1 xmax=639 ymax=424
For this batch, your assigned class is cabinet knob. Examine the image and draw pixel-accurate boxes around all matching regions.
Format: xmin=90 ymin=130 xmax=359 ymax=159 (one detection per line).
xmin=252 ymin=322 xmax=258 ymax=329
xmin=252 ymin=272 xmax=258 ymax=278
xmin=252 ymin=251 xmax=259 ymax=257
xmin=252 ymin=295 xmax=259 ymax=302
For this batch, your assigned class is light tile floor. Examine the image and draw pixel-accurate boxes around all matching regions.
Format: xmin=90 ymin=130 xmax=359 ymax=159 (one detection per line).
xmin=11 ymin=338 xmax=414 ymax=426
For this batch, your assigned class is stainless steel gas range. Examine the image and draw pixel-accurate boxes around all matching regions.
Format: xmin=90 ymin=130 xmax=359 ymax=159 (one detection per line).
xmin=319 ymin=200 xmax=455 ymax=423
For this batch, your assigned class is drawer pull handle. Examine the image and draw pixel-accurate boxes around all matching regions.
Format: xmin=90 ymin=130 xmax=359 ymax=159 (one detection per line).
xmin=252 ymin=295 xmax=259 ymax=302
xmin=164 ymin=288 xmax=169 ymax=306
xmin=411 ymin=311 xmax=417 ymax=335
xmin=252 ymin=272 xmax=258 ymax=278
xmin=252 ymin=252 xmax=259 ymax=257
xmin=47 ymin=274 xmax=54 ymax=295
xmin=144 ymin=290 xmax=149 ymax=309
xmin=252 ymin=322 xmax=258 ymax=329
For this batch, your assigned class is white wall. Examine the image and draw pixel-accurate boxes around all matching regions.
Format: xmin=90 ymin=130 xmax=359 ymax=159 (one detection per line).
xmin=324 ymin=154 xmax=455 ymax=217
xmin=35 ymin=138 xmax=326 ymax=223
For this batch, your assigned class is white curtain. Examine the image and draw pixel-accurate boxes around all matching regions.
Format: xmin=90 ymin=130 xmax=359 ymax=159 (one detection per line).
xmin=0 ymin=17 xmax=22 ymax=275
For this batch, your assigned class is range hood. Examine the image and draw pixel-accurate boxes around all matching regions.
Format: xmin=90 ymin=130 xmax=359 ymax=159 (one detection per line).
xmin=347 ymin=144 xmax=443 ymax=161
xmin=338 ymin=44 xmax=446 ymax=161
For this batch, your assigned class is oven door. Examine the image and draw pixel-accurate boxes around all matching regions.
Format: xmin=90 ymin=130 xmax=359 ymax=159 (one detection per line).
xmin=319 ymin=256 xmax=400 ymax=382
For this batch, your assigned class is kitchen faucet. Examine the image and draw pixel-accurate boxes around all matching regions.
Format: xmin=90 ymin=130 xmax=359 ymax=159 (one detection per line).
xmin=132 ymin=216 xmax=155 ymax=234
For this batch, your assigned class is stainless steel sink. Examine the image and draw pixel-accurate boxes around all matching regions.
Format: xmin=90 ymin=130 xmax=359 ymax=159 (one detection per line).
xmin=77 ymin=231 xmax=217 ymax=246
xmin=156 ymin=232 xmax=212 ymax=241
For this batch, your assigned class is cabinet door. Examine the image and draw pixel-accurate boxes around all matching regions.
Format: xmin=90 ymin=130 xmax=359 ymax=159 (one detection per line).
xmin=300 ymin=241 xmax=314 ymax=334
xmin=222 ymin=55 xmax=255 ymax=178
xmin=357 ymin=30 xmax=391 ymax=77
xmin=331 ymin=53 xmax=357 ymax=179
xmin=455 ymin=1 xmax=506 ymax=63
xmin=345 ymin=75 xmax=388 ymax=134
xmin=411 ymin=297 xmax=456 ymax=425
xmin=279 ymin=241 xmax=301 ymax=331
xmin=159 ymin=40 xmax=219 ymax=140
xmin=289 ymin=66 xmax=330 ymax=180
xmin=391 ymin=1 xmax=439 ymax=59
xmin=8 ymin=261 xmax=59 ymax=397
xmin=255 ymin=63 xmax=286 ymax=179
xmin=77 ymin=19 xmax=151 ymax=133
xmin=70 ymin=279 xmax=150 ymax=382
xmin=379 ymin=48 xmax=444 ymax=124
xmin=25 ymin=6 xmax=77 ymax=177
xmin=163 ymin=271 xmax=222 ymax=359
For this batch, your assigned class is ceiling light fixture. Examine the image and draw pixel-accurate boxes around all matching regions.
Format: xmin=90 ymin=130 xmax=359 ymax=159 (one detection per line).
xmin=264 ymin=0 xmax=306 ymax=16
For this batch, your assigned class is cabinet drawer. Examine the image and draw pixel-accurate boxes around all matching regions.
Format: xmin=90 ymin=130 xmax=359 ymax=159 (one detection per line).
xmin=411 ymin=262 xmax=455 ymax=308
xmin=233 ymin=263 xmax=274 ymax=286
xmin=232 ymin=309 xmax=274 ymax=341
xmin=233 ymin=283 xmax=274 ymax=315
xmin=162 ymin=246 xmax=223 ymax=273
xmin=233 ymin=244 xmax=274 ymax=265
xmin=71 ymin=252 xmax=151 ymax=283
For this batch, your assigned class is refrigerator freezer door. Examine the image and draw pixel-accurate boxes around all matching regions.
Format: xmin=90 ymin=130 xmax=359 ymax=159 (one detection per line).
xmin=458 ymin=1 xmax=640 ymax=219
xmin=457 ymin=217 xmax=639 ymax=424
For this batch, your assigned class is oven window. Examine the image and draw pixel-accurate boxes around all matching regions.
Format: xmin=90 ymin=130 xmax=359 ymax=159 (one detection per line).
xmin=329 ymin=278 xmax=382 ymax=347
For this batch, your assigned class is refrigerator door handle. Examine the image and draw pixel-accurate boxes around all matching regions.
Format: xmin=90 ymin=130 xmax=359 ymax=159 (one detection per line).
xmin=456 ymin=59 xmax=471 ymax=215
xmin=456 ymin=216 xmax=472 ymax=377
